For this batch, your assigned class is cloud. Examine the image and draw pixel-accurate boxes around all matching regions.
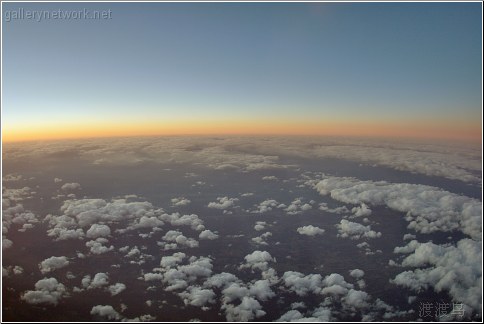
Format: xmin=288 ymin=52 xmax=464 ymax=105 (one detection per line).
xmin=336 ymin=220 xmax=381 ymax=240
xmin=160 ymin=230 xmax=199 ymax=249
xmin=313 ymin=175 xmax=481 ymax=240
xmin=207 ymin=197 xmax=239 ymax=210
xmin=391 ymin=238 xmax=481 ymax=315
xmin=61 ymin=183 xmax=81 ymax=191
xmin=319 ymin=203 xmax=350 ymax=214
xmin=90 ymin=305 xmax=123 ymax=320
xmin=262 ymin=176 xmax=278 ymax=181
xmin=276 ymin=310 xmax=304 ymax=322
xmin=84 ymin=272 xmax=110 ymax=289
xmin=297 ymin=225 xmax=325 ymax=236
xmin=251 ymin=200 xmax=284 ymax=214
xmin=13 ymin=265 xmax=24 ymax=275
xmin=155 ymin=253 xmax=213 ymax=292
xmin=47 ymin=227 xmax=85 ymax=241
xmin=2 ymin=238 xmax=13 ymax=250
xmin=159 ymin=252 xmax=186 ymax=268
xmin=285 ymin=198 xmax=312 ymax=215
xmin=108 ymin=283 xmax=126 ymax=296
xmin=248 ymin=279 xmax=275 ymax=301
xmin=221 ymin=283 xmax=249 ymax=303
xmin=3 ymin=174 xmax=23 ymax=182
xmin=54 ymin=178 xmax=63 ymax=183
xmin=39 ymin=256 xmax=69 ymax=274
xmin=171 ymin=197 xmax=191 ymax=207
xmin=203 ymin=272 xmax=239 ymax=289
xmin=343 ymin=289 xmax=370 ymax=309
xmin=352 ymin=203 xmax=372 ymax=217
xmin=349 ymin=269 xmax=365 ymax=279
xmin=199 ymin=229 xmax=219 ymax=240
xmin=251 ymin=231 xmax=272 ymax=246
xmin=86 ymin=239 xmax=114 ymax=255
xmin=160 ymin=213 xmax=204 ymax=231
xmin=178 ymin=286 xmax=216 ymax=307
xmin=240 ymin=251 xmax=275 ymax=271
xmin=21 ymin=278 xmax=66 ymax=305
xmin=86 ymin=224 xmax=111 ymax=239
xmin=254 ymin=221 xmax=267 ymax=231
xmin=282 ymin=271 xmax=323 ymax=296
xmin=221 ymin=296 xmax=266 ymax=321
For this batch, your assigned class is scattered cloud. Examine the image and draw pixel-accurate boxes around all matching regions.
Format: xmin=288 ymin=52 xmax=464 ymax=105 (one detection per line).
xmin=297 ymin=225 xmax=325 ymax=236
xmin=313 ymin=176 xmax=481 ymax=240
xmin=39 ymin=256 xmax=69 ymax=274
xmin=21 ymin=278 xmax=66 ymax=305
xmin=61 ymin=183 xmax=81 ymax=191
xmin=171 ymin=197 xmax=191 ymax=207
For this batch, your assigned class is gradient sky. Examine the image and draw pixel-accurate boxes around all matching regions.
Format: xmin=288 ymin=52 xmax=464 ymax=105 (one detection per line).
xmin=2 ymin=2 xmax=482 ymax=142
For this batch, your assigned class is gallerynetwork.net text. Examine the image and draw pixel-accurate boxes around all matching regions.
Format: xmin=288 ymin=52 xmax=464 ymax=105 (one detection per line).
xmin=4 ymin=8 xmax=112 ymax=22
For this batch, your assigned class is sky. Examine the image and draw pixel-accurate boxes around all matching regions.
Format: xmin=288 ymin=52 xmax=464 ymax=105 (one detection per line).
xmin=1 ymin=2 xmax=482 ymax=142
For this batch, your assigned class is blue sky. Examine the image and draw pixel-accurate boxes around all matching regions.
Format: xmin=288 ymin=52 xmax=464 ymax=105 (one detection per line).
xmin=2 ymin=2 xmax=482 ymax=141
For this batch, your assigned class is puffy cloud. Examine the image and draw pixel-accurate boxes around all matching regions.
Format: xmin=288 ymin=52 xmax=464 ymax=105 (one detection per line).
xmin=222 ymin=296 xmax=266 ymax=321
xmin=86 ymin=240 xmax=114 ymax=255
xmin=3 ymin=174 xmax=23 ymax=182
xmin=349 ymin=269 xmax=365 ymax=279
xmin=336 ymin=220 xmax=381 ymax=240
xmin=343 ymin=289 xmax=370 ymax=309
xmin=391 ymin=238 xmax=481 ymax=315
xmin=207 ymin=197 xmax=239 ymax=210
xmin=248 ymin=279 xmax=275 ymax=301
xmin=2 ymin=238 xmax=13 ymax=250
xmin=144 ymin=273 xmax=163 ymax=281
xmin=319 ymin=203 xmax=350 ymax=214
xmin=54 ymin=178 xmax=63 ymax=183
xmin=203 ymin=272 xmax=238 ymax=289
xmin=86 ymin=224 xmax=111 ymax=239
xmin=251 ymin=232 xmax=272 ymax=246
xmin=85 ymin=272 xmax=110 ymax=289
xmin=160 ymin=213 xmax=204 ymax=231
xmin=297 ymin=225 xmax=325 ymax=236
xmin=108 ymin=283 xmax=126 ymax=296
xmin=403 ymin=233 xmax=416 ymax=241
xmin=39 ymin=256 xmax=69 ymax=274
xmin=160 ymin=230 xmax=199 ymax=249
xmin=13 ymin=265 xmax=24 ymax=275
xmin=221 ymin=283 xmax=249 ymax=303
xmin=251 ymin=200 xmax=284 ymax=214
xmin=313 ymin=176 xmax=481 ymax=240
xmin=156 ymin=254 xmax=213 ymax=292
xmin=276 ymin=310 xmax=304 ymax=322
xmin=241 ymin=251 xmax=275 ymax=271
xmin=254 ymin=221 xmax=267 ymax=231
xmin=285 ymin=198 xmax=312 ymax=215
xmin=21 ymin=278 xmax=66 ymax=305
xmin=262 ymin=176 xmax=278 ymax=181
xmin=178 ymin=286 xmax=216 ymax=307
xmin=160 ymin=252 xmax=186 ymax=268
xmin=199 ymin=229 xmax=219 ymax=240
xmin=171 ymin=197 xmax=191 ymax=207
xmin=60 ymin=198 xmax=159 ymax=229
xmin=352 ymin=203 xmax=372 ymax=217
xmin=61 ymin=183 xmax=81 ymax=191
xmin=282 ymin=271 xmax=323 ymax=296
xmin=91 ymin=305 xmax=122 ymax=320
xmin=47 ymin=227 xmax=85 ymax=241
xmin=125 ymin=216 xmax=164 ymax=231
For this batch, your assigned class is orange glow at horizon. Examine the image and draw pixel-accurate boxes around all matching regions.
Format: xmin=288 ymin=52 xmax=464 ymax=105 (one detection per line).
xmin=2 ymin=118 xmax=481 ymax=144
